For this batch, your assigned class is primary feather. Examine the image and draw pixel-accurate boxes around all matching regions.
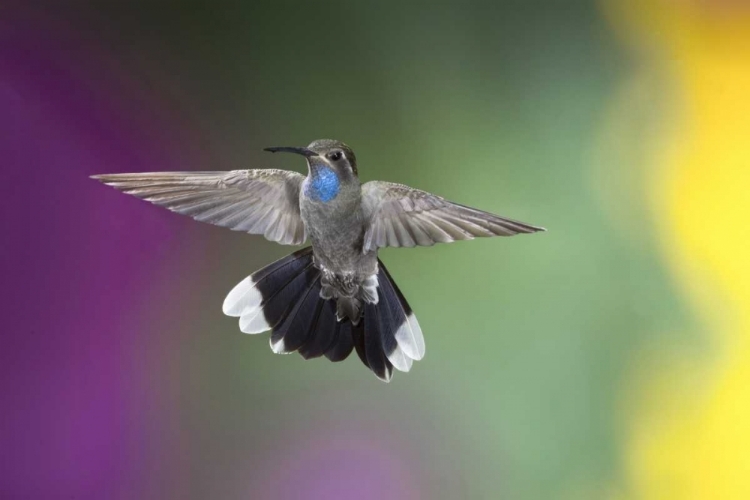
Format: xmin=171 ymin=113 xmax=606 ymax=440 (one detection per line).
xmin=91 ymin=170 xmax=306 ymax=245
xmin=361 ymin=181 xmax=545 ymax=252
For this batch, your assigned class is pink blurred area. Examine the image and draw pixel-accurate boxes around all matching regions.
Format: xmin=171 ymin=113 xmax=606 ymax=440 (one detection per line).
xmin=259 ymin=435 xmax=420 ymax=500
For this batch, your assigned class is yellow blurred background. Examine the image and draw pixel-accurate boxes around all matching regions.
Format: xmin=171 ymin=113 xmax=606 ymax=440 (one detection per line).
xmin=604 ymin=0 xmax=750 ymax=498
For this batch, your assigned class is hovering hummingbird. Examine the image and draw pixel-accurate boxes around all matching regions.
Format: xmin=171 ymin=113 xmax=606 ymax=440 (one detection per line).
xmin=92 ymin=139 xmax=544 ymax=381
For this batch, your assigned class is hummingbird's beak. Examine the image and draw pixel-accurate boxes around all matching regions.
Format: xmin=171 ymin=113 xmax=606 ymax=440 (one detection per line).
xmin=263 ymin=146 xmax=319 ymax=157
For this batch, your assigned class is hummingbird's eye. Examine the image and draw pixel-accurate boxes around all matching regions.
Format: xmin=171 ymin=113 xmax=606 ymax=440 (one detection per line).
xmin=328 ymin=151 xmax=343 ymax=161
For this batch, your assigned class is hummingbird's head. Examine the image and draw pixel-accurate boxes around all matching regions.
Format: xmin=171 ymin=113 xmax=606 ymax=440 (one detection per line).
xmin=264 ymin=139 xmax=358 ymax=179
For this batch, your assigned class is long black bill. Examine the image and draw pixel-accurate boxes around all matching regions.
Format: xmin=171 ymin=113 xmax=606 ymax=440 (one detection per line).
xmin=263 ymin=146 xmax=318 ymax=157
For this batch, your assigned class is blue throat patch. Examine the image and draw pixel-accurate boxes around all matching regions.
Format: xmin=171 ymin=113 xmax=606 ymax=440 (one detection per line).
xmin=306 ymin=166 xmax=340 ymax=202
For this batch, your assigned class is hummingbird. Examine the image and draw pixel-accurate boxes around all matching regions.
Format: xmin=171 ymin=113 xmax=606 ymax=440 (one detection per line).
xmin=92 ymin=139 xmax=544 ymax=382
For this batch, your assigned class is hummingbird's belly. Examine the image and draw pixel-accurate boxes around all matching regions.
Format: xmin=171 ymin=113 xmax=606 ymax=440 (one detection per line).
xmin=310 ymin=226 xmax=376 ymax=276
xmin=301 ymin=207 xmax=377 ymax=278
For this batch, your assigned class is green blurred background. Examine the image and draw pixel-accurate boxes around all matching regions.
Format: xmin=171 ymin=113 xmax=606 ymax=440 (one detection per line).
xmin=5 ymin=1 xmax=749 ymax=499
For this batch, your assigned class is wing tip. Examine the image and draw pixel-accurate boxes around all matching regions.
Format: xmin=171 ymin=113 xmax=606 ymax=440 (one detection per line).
xmin=90 ymin=173 xmax=121 ymax=185
xmin=503 ymin=220 xmax=546 ymax=234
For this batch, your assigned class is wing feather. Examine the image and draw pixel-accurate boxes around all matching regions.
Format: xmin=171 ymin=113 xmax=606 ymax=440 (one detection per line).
xmin=91 ymin=170 xmax=307 ymax=245
xmin=361 ymin=181 xmax=544 ymax=252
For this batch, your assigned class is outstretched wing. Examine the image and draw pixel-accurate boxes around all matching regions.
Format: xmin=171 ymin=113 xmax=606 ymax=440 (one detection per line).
xmin=92 ymin=170 xmax=306 ymax=245
xmin=361 ymin=181 xmax=544 ymax=252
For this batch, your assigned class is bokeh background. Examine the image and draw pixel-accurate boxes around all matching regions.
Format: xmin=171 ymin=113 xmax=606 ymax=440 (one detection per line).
xmin=3 ymin=1 xmax=749 ymax=498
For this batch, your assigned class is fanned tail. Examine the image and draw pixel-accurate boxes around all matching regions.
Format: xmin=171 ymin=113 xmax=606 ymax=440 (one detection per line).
xmin=222 ymin=248 xmax=424 ymax=382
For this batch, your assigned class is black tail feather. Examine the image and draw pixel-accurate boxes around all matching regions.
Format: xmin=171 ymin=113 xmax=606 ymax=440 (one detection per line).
xmin=226 ymin=247 xmax=420 ymax=381
xmin=253 ymin=247 xmax=313 ymax=283
xmin=375 ymin=295 xmax=403 ymax=375
xmin=350 ymin=319 xmax=369 ymax=369
xmin=364 ymin=303 xmax=395 ymax=382
xmin=299 ymin=300 xmax=337 ymax=359
xmin=378 ymin=260 xmax=414 ymax=320
xmin=260 ymin=262 xmax=318 ymax=329
xmin=324 ymin=321 xmax=354 ymax=362
xmin=270 ymin=274 xmax=322 ymax=353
